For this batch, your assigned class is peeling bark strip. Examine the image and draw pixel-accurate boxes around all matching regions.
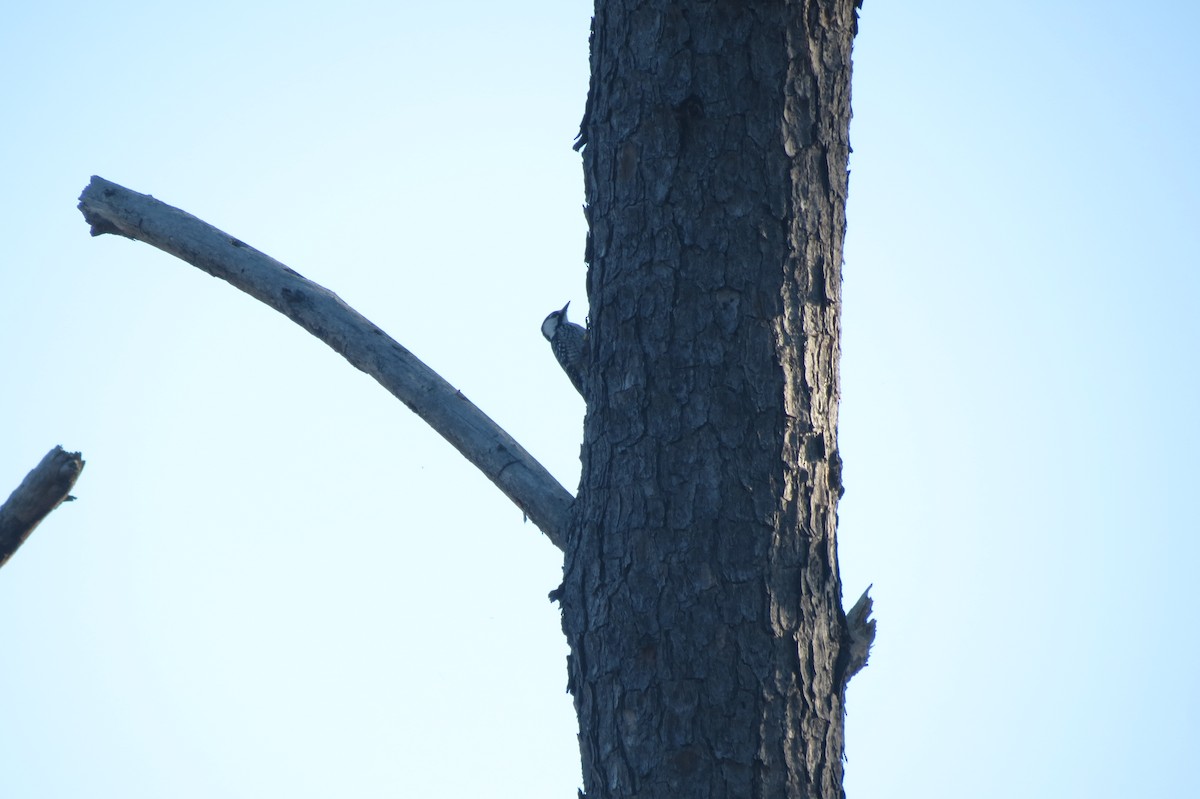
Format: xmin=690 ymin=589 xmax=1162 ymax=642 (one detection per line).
xmin=0 ymin=446 xmax=84 ymax=570
xmin=563 ymin=2 xmax=865 ymax=798
xmin=77 ymin=177 xmax=573 ymax=549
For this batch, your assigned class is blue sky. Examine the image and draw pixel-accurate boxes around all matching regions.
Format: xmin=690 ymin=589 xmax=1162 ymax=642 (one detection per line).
xmin=2 ymin=2 xmax=1197 ymax=797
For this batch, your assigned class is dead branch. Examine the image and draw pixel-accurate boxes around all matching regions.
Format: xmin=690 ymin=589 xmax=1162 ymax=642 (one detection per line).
xmin=77 ymin=176 xmax=572 ymax=550
xmin=0 ymin=446 xmax=85 ymax=570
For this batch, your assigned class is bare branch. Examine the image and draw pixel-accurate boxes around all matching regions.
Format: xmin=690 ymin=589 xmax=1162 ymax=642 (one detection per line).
xmin=0 ymin=446 xmax=85 ymax=570
xmin=77 ymin=176 xmax=572 ymax=550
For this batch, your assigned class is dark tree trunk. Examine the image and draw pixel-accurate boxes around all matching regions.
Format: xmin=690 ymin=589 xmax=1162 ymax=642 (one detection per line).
xmin=562 ymin=2 xmax=861 ymax=797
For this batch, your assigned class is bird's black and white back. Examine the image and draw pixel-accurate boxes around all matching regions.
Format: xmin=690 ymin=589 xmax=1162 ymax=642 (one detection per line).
xmin=542 ymin=302 xmax=587 ymax=397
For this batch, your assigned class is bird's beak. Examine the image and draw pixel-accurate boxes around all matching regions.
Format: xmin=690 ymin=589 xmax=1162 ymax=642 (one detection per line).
xmin=561 ymin=301 xmax=571 ymax=317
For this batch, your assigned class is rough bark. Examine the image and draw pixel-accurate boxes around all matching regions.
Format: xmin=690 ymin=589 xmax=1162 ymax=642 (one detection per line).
xmin=561 ymin=2 xmax=864 ymax=798
xmin=0 ymin=446 xmax=85 ymax=569
xmin=77 ymin=178 xmax=573 ymax=549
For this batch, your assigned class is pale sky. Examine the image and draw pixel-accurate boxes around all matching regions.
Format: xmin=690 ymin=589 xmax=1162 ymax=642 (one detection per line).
xmin=2 ymin=2 xmax=1197 ymax=797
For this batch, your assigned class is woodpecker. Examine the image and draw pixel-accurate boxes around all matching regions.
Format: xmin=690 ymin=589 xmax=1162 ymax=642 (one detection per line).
xmin=541 ymin=301 xmax=587 ymax=397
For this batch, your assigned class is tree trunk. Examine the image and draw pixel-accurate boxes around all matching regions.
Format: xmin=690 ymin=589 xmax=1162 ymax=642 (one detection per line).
xmin=562 ymin=2 xmax=861 ymax=797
